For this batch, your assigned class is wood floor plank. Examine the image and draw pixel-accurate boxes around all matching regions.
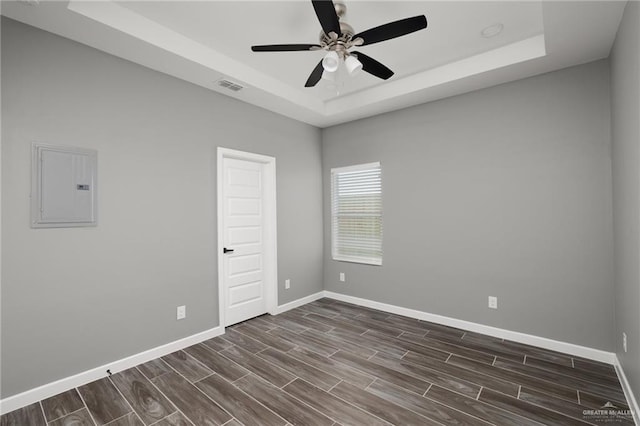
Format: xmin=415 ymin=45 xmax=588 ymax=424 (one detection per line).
xmin=324 ymin=300 xmax=385 ymax=318
xmin=518 ymin=387 xmax=634 ymax=425
xmin=298 ymin=303 xmax=344 ymax=318
xmin=110 ymin=367 xmax=175 ymax=424
xmin=136 ymin=359 xmax=173 ymax=379
xmin=0 ymin=402 xmax=47 ymax=426
xmin=330 ymin=350 xmax=431 ymax=395
xmin=201 ymin=336 xmax=233 ymax=353
xmin=161 ymin=351 xmax=213 ymax=383
xmin=494 ymin=358 xmax=627 ymax=404
xmin=419 ymin=322 xmax=467 ymax=338
xmin=183 ymin=343 xmax=249 ymax=382
xmin=105 ymin=412 xmax=144 ymax=426
xmin=448 ymin=354 xmax=579 ymax=402
xmin=283 ymin=379 xmax=390 ymax=426
xmin=234 ymin=374 xmax=334 ymax=426
xmin=463 ymin=330 xmax=505 ymax=343
xmin=402 ymin=351 xmax=519 ymax=397
xmin=277 ymin=311 xmax=334 ymax=333
xmin=433 ymin=333 xmax=525 ymax=362
xmin=327 ymin=327 xmax=407 ymax=358
xmin=78 ymin=378 xmax=132 ymax=425
xmin=524 ymin=356 xmax=621 ymax=388
xmin=400 ymin=332 xmax=496 ymax=364
xmin=360 ymin=315 xmax=431 ymax=337
xmin=300 ymin=302 xmax=348 ymax=317
xmin=371 ymin=352 xmax=481 ymax=398
xmin=495 ymin=339 xmax=573 ymax=366
xmin=48 ymin=408 xmax=94 ymax=426
xmin=195 ymin=374 xmax=287 ymax=426
xmin=303 ymin=313 xmax=370 ymax=335
xmin=365 ymin=329 xmax=451 ymax=362
xmin=426 ymin=385 xmax=541 ymax=426
xmin=221 ymin=328 xmax=268 ymax=353
xmin=330 ymin=380 xmax=439 ymax=425
xmin=41 ymin=389 xmax=85 ymax=422
xmin=308 ymin=300 xmax=357 ymax=316
xmin=261 ymin=314 xmax=309 ymax=334
xmin=243 ymin=316 xmax=279 ymax=332
xmin=333 ymin=315 xmax=405 ymax=337
xmin=220 ymin=345 xmax=296 ymax=388
xmin=301 ymin=328 xmax=378 ymax=359
xmin=286 ymin=346 xmax=375 ymax=389
xmin=268 ymin=327 xmax=340 ymax=357
xmin=256 ymin=347 xmax=341 ymax=391
xmin=578 ymin=389 xmax=630 ymax=410
xmin=573 ymin=358 xmax=618 ymax=378
xmin=235 ymin=324 xmax=297 ymax=352
xmin=479 ymin=387 xmax=593 ymax=425
xmin=153 ymin=412 xmax=193 ymax=426
xmin=3 ymin=299 xmax=633 ymax=426
xmin=366 ymin=379 xmax=492 ymax=426
xmin=150 ymin=372 xmax=231 ymax=426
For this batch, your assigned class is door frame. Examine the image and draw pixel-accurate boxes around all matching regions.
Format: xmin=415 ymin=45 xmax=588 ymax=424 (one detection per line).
xmin=217 ymin=147 xmax=278 ymax=328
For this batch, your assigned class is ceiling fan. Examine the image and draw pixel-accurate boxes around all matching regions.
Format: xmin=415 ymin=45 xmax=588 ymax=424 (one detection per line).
xmin=251 ymin=1 xmax=428 ymax=87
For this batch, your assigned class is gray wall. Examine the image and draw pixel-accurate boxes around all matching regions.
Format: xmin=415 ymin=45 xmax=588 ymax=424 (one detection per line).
xmin=611 ymin=0 xmax=640 ymax=405
xmin=323 ymin=60 xmax=614 ymax=350
xmin=1 ymin=18 xmax=323 ymax=398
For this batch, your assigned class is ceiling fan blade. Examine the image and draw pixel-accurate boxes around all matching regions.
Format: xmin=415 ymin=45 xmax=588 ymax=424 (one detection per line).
xmin=353 ymin=52 xmax=394 ymax=80
xmin=312 ymin=0 xmax=341 ymax=36
xmin=251 ymin=44 xmax=321 ymax=52
xmin=305 ymin=60 xmax=325 ymax=87
xmin=353 ymin=15 xmax=427 ymax=46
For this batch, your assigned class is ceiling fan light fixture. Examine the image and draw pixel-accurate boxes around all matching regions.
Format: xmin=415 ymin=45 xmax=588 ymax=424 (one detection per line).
xmin=322 ymin=51 xmax=340 ymax=72
xmin=345 ymin=55 xmax=362 ymax=75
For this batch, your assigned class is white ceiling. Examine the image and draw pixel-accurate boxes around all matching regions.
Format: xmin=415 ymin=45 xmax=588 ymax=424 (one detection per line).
xmin=2 ymin=0 xmax=626 ymax=128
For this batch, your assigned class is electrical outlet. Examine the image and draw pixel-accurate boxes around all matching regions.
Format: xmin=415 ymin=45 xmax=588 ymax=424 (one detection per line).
xmin=285 ymin=279 xmax=291 ymax=290
xmin=177 ymin=305 xmax=186 ymax=320
xmin=339 ymin=272 xmax=346 ymax=282
xmin=623 ymin=332 xmax=628 ymax=353
xmin=488 ymin=296 xmax=498 ymax=309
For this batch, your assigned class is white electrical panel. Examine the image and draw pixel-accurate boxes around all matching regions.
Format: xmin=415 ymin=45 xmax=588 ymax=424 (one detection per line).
xmin=31 ymin=143 xmax=97 ymax=228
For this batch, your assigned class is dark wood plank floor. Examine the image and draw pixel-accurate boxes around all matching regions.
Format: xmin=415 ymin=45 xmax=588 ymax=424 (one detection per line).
xmin=1 ymin=298 xmax=635 ymax=426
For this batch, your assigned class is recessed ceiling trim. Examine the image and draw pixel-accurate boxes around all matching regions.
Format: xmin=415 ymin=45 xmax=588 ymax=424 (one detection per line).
xmin=3 ymin=1 xmax=623 ymax=128
xmin=326 ymin=33 xmax=546 ymax=115
xmin=66 ymin=0 xmax=325 ymax=114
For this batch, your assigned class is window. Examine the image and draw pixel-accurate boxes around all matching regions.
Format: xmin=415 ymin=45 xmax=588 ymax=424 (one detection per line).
xmin=331 ymin=162 xmax=383 ymax=265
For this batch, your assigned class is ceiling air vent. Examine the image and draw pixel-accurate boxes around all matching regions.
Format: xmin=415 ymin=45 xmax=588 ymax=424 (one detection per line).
xmin=216 ymin=79 xmax=244 ymax=92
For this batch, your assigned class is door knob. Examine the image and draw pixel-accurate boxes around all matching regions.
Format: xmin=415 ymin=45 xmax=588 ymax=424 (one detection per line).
xmin=223 ymin=247 xmax=234 ymax=254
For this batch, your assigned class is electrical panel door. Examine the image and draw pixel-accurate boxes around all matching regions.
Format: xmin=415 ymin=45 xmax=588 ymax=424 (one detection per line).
xmin=31 ymin=144 xmax=97 ymax=228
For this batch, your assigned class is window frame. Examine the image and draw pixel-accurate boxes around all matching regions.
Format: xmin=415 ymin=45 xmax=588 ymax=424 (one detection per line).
xmin=330 ymin=162 xmax=383 ymax=266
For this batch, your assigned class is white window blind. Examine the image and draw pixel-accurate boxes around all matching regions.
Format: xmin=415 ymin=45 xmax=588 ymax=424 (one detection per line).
xmin=331 ymin=162 xmax=382 ymax=266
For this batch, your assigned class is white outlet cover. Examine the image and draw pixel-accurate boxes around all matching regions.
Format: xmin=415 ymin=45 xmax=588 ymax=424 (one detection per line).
xmin=177 ymin=305 xmax=186 ymax=320
xmin=339 ymin=273 xmax=345 ymax=282
xmin=285 ymin=279 xmax=291 ymax=289
xmin=623 ymin=332 xmax=628 ymax=353
xmin=488 ymin=296 xmax=498 ymax=309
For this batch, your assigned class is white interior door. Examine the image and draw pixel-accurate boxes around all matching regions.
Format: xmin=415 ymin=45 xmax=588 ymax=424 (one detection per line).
xmin=222 ymin=157 xmax=268 ymax=326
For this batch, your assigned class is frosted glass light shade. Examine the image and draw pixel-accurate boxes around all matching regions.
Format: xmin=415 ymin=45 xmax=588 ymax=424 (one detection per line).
xmin=345 ymin=55 xmax=362 ymax=75
xmin=322 ymin=51 xmax=340 ymax=72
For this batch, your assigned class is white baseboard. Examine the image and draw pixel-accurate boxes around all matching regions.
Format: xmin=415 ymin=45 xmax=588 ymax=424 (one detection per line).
xmin=0 ymin=326 xmax=223 ymax=416
xmin=614 ymin=356 xmax=640 ymax=425
xmin=272 ymin=291 xmax=325 ymax=315
xmin=3 ymin=290 xmax=633 ymax=421
xmin=0 ymin=290 xmax=326 ymax=416
xmin=324 ymin=291 xmax=617 ymax=365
